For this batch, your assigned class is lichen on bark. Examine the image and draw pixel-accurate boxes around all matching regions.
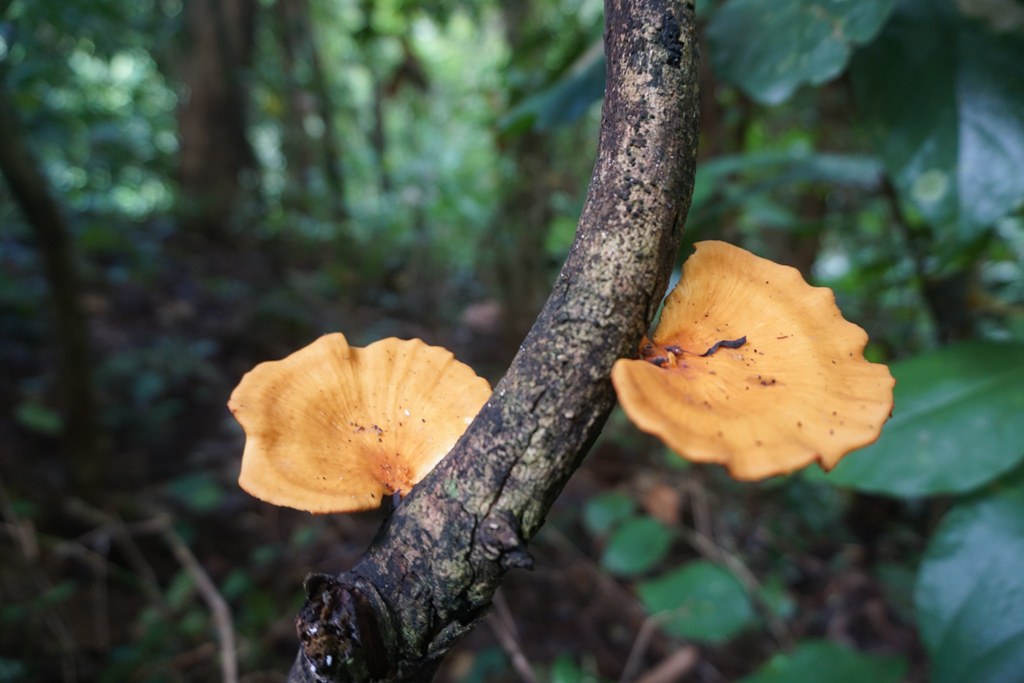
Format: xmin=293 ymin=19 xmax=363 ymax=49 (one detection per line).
xmin=288 ymin=1 xmax=700 ymax=680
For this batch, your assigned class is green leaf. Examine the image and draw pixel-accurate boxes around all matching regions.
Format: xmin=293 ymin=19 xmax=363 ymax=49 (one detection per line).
xmin=459 ymin=647 xmax=509 ymax=683
xmin=549 ymin=654 xmax=582 ymax=683
xmin=636 ymin=561 xmax=755 ymax=643
xmin=600 ymin=517 xmax=673 ymax=577
xmin=760 ymin=574 xmax=796 ymax=620
xmin=13 ymin=401 xmax=63 ymax=436
xmin=915 ymin=472 xmax=1024 ymax=683
xmin=823 ymin=342 xmax=1024 ymax=496
xmin=691 ymin=150 xmax=883 ymax=214
xmin=707 ymin=0 xmax=896 ymax=104
xmin=852 ymin=0 xmax=1024 ymax=237
xmin=499 ymin=44 xmax=605 ymax=134
xmin=582 ymin=491 xmax=636 ymax=537
xmin=164 ymin=473 xmax=225 ymax=513
xmin=737 ymin=640 xmax=907 ymax=683
xmin=549 ymin=654 xmax=600 ymax=683
xmin=0 ymin=658 xmax=28 ymax=683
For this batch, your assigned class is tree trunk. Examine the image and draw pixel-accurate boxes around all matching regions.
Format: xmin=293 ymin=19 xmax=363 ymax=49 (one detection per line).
xmin=177 ymin=0 xmax=259 ymax=240
xmin=0 ymin=76 xmax=104 ymax=489
xmin=305 ymin=0 xmax=348 ymax=223
xmin=486 ymin=1 xmax=558 ymax=352
xmin=287 ymin=0 xmax=700 ymax=680
xmin=275 ymin=0 xmax=315 ymax=205
xmin=370 ymin=79 xmax=391 ymax=196
xmin=274 ymin=0 xmax=349 ymax=223
xmin=492 ymin=129 xmax=558 ymax=352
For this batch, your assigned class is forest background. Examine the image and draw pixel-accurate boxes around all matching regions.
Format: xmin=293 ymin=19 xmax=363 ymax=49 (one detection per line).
xmin=2 ymin=0 xmax=1024 ymax=681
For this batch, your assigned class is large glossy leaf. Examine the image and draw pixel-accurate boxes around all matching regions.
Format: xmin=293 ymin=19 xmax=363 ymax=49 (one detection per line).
xmin=637 ymin=561 xmax=755 ymax=643
xmin=852 ymin=0 xmax=1024 ymax=237
xmin=499 ymin=44 xmax=605 ymax=134
xmin=823 ymin=342 xmax=1024 ymax=496
xmin=915 ymin=472 xmax=1024 ymax=683
xmin=690 ymin=150 xmax=883 ymax=218
xmin=707 ymin=0 xmax=896 ymax=104
xmin=737 ymin=640 xmax=907 ymax=683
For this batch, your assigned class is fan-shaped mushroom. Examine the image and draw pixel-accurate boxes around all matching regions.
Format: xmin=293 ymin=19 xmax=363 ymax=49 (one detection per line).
xmin=229 ymin=333 xmax=491 ymax=513
xmin=612 ymin=241 xmax=895 ymax=480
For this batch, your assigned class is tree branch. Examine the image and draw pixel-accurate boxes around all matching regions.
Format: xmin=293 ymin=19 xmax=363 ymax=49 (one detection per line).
xmin=289 ymin=1 xmax=700 ymax=680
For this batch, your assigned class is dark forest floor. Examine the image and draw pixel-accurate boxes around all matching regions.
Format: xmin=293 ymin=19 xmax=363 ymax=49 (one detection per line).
xmin=0 ymin=244 xmax=928 ymax=682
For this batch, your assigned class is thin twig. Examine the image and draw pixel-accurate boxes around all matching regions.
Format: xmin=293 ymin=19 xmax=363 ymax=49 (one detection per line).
xmin=0 ymin=476 xmax=39 ymax=561
xmin=63 ymin=498 xmax=169 ymax=613
xmin=487 ymin=589 xmax=537 ymax=683
xmin=65 ymin=498 xmax=239 ymax=683
xmin=158 ymin=515 xmax=239 ymax=683
xmin=684 ymin=478 xmax=714 ymax=543
xmin=54 ymin=537 xmax=113 ymax=651
xmin=620 ymin=614 xmax=669 ymax=683
xmin=630 ymin=645 xmax=699 ymax=683
xmin=681 ymin=528 xmax=793 ymax=648
xmin=540 ymin=526 xmax=650 ymax=626
xmin=0 ymin=479 xmax=78 ymax=671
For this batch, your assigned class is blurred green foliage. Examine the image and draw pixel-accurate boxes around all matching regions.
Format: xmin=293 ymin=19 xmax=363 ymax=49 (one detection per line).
xmin=736 ymin=640 xmax=907 ymax=683
xmin=637 ymin=561 xmax=756 ymax=642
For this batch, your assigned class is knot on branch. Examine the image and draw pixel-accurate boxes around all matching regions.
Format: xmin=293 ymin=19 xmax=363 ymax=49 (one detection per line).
xmin=477 ymin=510 xmax=533 ymax=572
xmin=658 ymin=12 xmax=684 ymax=67
xmin=297 ymin=574 xmax=391 ymax=682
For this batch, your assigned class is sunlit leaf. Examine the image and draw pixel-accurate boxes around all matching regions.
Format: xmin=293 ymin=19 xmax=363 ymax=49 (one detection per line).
xmin=852 ymin=0 xmax=1024 ymax=237
xmin=823 ymin=342 xmax=1024 ymax=496
xmin=737 ymin=640 xmax=907 ymax=683
xmin=637 ymin=561 xmax=755 ymax=642
xmin=915 ymin=471 xmax=1024 ymax=683
xmin=707 ymin=0 xmax=896 ymax=104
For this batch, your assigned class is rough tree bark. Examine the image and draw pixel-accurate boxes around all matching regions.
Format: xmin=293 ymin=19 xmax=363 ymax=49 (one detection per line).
xmin=289 ymin=0 xmax=699 ymax=680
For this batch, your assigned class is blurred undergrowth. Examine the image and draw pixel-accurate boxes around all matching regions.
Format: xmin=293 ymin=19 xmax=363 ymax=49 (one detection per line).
xmin=1 ymin=0 xmax=1023 ymax=681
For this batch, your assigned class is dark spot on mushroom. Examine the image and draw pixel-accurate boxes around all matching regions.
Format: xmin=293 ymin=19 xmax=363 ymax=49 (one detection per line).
xmin=700 ymin=336 xmax=747 ymax=357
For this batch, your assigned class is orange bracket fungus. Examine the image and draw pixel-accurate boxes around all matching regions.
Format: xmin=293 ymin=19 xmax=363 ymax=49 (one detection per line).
xmin=228 ymin=333 xmax=491 ymax=513
xmin=611 ymin=240 xmax=895 ymax=480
